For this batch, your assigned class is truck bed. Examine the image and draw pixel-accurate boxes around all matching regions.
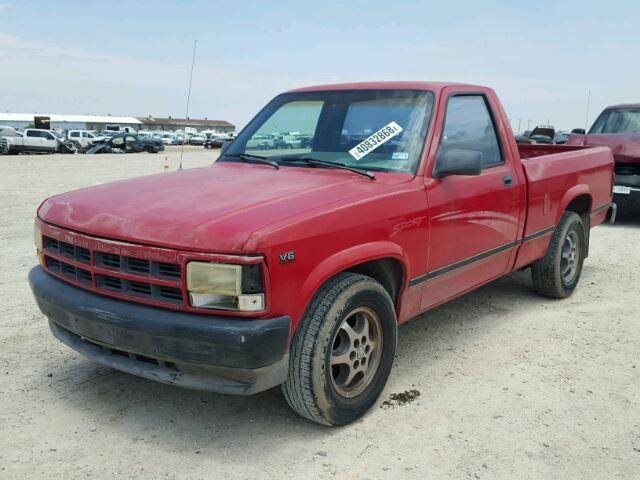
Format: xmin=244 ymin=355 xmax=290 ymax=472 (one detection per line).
xmin=517 ymin=143 xmax=591 ymax=160
xmin=514 ymin=145 xmax=614 ymax=269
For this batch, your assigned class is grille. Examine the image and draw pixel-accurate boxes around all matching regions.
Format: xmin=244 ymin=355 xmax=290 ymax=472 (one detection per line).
xmin=95 ymin=252 xmax=181 ymax=279
xmin=45 ymin=256 xmax=92 ymax=285
xmin=42 ymin=234 xmax=183 ymax=307
xmin=96 ymin=275 xmax=183 ymax=304
xmin=615 ymin=163 xmax=640 ymax=176
xmin=44 ymin=236 xmax=90 ymax=263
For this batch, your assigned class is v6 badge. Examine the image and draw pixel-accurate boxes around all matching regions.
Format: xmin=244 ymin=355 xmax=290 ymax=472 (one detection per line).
xmin=279 ymin=251 xmax=296 ymax=263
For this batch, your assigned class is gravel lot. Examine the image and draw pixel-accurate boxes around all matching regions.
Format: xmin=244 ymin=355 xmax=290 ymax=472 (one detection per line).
xmin=1 ymin=148 xmax=639 ymax=479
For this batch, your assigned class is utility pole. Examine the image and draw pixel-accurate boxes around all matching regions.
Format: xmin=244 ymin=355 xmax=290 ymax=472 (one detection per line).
xmin=527 ymin=119 xmax=531 ymax=131
xmin=517 ymin=118 xmax=522 ymax=133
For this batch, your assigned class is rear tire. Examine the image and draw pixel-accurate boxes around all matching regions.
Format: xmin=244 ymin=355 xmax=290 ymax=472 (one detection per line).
xmin=531 ymin=211 xmax=586 ymax=299
xmin=282 ymin=273 xmax=397 ymax=426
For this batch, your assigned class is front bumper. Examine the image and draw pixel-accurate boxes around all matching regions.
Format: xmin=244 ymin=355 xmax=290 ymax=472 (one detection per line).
xmin=29 ymin=266 xmax=291 ymax=395
xmin=614 ymin=173 xmax=640 ymax=209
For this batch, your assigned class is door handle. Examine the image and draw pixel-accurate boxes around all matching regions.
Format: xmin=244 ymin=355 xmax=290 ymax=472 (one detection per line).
xmin=502 ymin=174 xmax=513 ymax=187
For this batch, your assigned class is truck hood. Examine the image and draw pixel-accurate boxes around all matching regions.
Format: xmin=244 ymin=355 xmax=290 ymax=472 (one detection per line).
xmin=567 ymin=132 xmax=640 ymax=164
xmin=38 ymin=162 xmax=408 ymax=252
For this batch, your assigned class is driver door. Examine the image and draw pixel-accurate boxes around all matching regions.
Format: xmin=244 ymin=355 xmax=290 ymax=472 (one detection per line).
xmin=420 ymin=89 xmax=523 ymax=309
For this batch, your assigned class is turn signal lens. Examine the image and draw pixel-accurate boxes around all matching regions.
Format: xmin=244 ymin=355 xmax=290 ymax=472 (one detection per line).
xmin=34 ymin=221 xmax=43 ymax=251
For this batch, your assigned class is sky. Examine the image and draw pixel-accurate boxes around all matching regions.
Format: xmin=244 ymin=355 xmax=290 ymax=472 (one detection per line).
xmin=0 ymin=0 xmax=638 ymax=132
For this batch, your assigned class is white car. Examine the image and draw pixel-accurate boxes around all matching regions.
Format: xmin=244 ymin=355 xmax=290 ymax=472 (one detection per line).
xmin=246 ymin=133 xmax=276 ymax=150
xmin=1 ymin=128 xmax=70 ymax=154
xmin=67 ymin=130 xmax=108 ymax=149
xmin=161 ymin=133 xmax=176 ymax=145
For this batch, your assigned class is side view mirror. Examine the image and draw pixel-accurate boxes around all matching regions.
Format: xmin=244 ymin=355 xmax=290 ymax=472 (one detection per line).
xmin=433 ymin=148 xmax=482 ymax=178
xmin=571 ymin=128 xmax=586 ymax=135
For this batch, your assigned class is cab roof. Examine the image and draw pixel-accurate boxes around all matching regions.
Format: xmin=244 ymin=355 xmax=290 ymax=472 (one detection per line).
xmin=605 ymin=103 xmax=640 ymax=109
xmin=286 ymin=81 xmax=485 ymax=94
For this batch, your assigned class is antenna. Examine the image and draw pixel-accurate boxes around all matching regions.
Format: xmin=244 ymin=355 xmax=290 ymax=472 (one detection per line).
xmin=585 ymin=89 xmax=591 ymax=132
xmin=179 ymin=39 xmax=198 ymax=171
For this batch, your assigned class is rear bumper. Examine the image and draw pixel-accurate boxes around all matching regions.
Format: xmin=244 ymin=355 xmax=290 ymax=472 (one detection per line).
xmin=29 ymin=266 xmax=291 ymax=395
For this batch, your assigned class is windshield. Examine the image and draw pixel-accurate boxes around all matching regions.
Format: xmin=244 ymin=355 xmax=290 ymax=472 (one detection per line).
xmin=222 ymin=89 xmax=435 ymax=174
xmin=589 ymin=107 xmax=640 ymax=134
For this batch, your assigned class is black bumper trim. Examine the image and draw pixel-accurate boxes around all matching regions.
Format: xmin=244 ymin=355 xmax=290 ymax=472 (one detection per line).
xmin=49 ymin=321 xmax=289 ymax=395
xmin=29 ymin=266 xmax=291 ymax=372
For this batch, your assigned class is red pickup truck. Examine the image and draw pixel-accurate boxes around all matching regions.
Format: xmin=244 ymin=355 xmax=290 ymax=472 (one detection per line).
xmin=567 ymin=103 xmax=640 ymax=209
xmin=30 ymin=82 xmax=614 ymax=426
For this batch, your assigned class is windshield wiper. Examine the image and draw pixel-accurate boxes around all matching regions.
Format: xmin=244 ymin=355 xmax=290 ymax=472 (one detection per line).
xmin=227 ymin=153 xmax=279 ymax=169
xmin=281 ymin=157 xmax=375 ymax=180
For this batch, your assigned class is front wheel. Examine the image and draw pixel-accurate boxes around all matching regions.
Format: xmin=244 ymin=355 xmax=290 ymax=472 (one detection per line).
xmin=282 ymin=273 xmax=397 ymax=426
xmin=531 ymin=211 xmax=586 ymax=299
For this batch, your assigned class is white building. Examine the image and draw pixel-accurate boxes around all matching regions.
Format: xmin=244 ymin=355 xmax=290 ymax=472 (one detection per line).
xmin=0 ymin=113 xmax=142 ymax=131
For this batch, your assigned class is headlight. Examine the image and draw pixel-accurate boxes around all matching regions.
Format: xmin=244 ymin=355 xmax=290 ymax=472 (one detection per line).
xmin=34 ymin=221 xmax=42 ymax=251
xmin=186 ymin=262 xmax=265 ymax=312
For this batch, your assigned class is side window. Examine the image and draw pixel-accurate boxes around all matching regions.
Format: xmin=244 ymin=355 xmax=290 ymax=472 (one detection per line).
xmin=70 ymin=132 xmax=80 ymax=138
xmin=45 ymin=133 xmax=56 ymax=140
xmin=438 ymin=95 xmax=503 ymax=168
xmin=26 ymin=130 xmax=40 ymax=138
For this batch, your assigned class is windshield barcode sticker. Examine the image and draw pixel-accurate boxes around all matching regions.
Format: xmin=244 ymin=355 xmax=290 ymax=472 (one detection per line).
xmin=348 ymin=121 xmax=403 ymax=160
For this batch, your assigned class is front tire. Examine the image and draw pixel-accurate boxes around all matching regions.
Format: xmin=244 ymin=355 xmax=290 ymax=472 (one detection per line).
xmin=531 ymin=211 xmax=586 ymax=299
xmin=282 ymin=273 xmax=397 ymax=426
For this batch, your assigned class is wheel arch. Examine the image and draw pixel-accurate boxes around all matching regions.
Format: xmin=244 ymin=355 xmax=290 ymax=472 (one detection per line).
xmin=557 ymin=186 xmax=592 ymax=224
xmin=558 ymin=188 xmax=592 ymax=257
xmin=298 ymin=242 xmax=409 ymax=321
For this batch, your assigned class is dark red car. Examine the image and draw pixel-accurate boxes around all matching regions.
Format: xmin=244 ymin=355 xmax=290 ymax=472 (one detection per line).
xmin=568 ymin=104 xmax=640 ymax=209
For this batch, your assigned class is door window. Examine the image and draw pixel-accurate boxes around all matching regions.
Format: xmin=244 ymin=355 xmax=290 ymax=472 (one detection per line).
xmin=26 ymin=130 xmax=41 ymax=138
xmin=438 ymin=95 xmax=503 ymax=169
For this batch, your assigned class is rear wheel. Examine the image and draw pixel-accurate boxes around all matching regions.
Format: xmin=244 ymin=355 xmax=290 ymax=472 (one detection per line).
xmin=282 ymin=273 xmax=397 ymax=426
xmin=531 ymin=211 xmax=586 ymax=298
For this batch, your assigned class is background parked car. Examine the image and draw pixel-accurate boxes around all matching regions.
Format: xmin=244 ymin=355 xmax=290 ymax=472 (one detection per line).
xmin=516 ymin=126 xmax=558 ymax=144
xmin=245 ymin=133 xmax=276 ymax=149
xmin=160 ymin=133 xmax=175 ymax=145
xmin=204 ymin=133 xmax=233 ymax=148
xmin=67 ymin=130 xmax=108 ymax=149
xmin=568 ymin=103 xmax=640 ymax=210
xmin=1 ymin=127 xmax=76 ymax=154
xmin=86 ymin=133 xmax=164 ymax=154
xmin=170 ymin=134 xmax=185 ymax=145
xmin=189 ymin=134 xmax=206 ymax=145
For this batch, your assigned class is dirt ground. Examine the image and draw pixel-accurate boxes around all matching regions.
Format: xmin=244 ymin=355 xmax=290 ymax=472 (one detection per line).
xmin=1 ymin=148 xmax=639 ymax=479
